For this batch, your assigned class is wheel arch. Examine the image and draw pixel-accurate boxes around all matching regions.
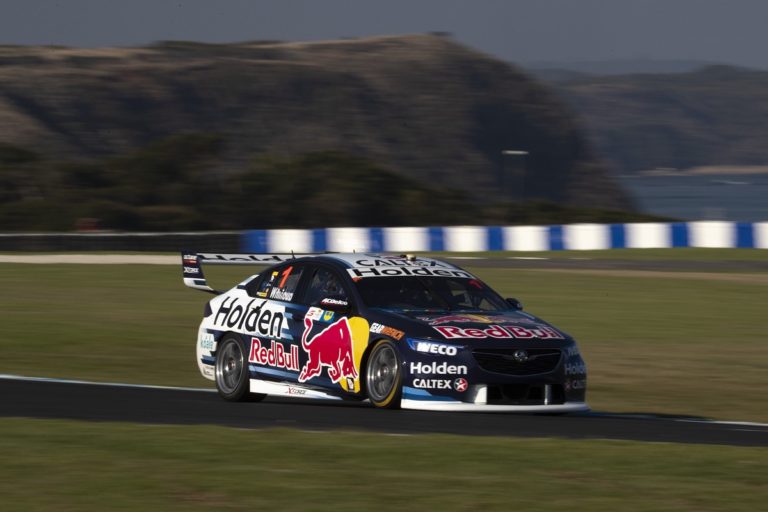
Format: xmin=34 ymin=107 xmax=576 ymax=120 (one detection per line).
xmin=214 ymin=331 xmax=265 ymax=402
xmin=362 ymin=337 xmax=405 ymax=409
xmin=359 ymin=336 xmax=406 ymax=393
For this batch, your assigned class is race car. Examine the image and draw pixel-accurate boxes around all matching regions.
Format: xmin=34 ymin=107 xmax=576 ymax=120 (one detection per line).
xmin=182 ymin=252 xmax=588 ymax=412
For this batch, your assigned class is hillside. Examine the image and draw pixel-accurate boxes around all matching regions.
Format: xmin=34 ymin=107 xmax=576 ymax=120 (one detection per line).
xmin=0 ymin=35 xmax=628 ymax=216
xmin=547 ymin=65 xmax=768 ymax=174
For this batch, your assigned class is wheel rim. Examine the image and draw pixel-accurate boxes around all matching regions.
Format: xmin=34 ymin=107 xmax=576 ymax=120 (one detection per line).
xmin=216 ymin=339 xmax=244 ymax=394
xmin=366 ymin=344 xmax=399 ymax=402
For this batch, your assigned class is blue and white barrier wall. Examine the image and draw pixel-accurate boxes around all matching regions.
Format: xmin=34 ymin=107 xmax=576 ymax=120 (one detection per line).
xmin=242 ymin=221 xmax=768 ymax=252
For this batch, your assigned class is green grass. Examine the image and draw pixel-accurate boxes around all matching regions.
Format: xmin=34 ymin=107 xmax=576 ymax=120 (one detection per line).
xmin=0 ymin=262 xmax=766 ymax=421
xmin=0 ymin=418 xmax=766 ymax=512
xmin=0 ymin=263 xmax=210 ymax=386
xmin=1 ymin=260 xmax=766 ymax=510
xmin=482 ymin=269 xmax=768 ymax=421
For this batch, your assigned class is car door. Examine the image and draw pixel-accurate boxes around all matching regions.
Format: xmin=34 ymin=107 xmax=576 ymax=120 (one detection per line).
xmin=292 ymin=264 xmax=369 ymax=395
xmin=241 ymin=262 xmax=309 ymax=384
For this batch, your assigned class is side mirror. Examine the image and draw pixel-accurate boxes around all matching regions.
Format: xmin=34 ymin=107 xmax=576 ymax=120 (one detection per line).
xmin=505 ymin=297 xmax=523 ymax=310
xmin=320 ymin=296 xmax=351 ymax=312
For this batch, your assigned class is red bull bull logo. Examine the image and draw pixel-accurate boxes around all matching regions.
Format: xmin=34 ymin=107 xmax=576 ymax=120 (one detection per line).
xmin=299 ymin=316 xmax=359 ymax=383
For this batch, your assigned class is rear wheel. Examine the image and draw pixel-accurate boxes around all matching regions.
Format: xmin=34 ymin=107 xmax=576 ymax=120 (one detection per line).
xmin=215 ymin=333 xmax=266 ymax=402
xmin=365 ymin=340 xmax=402 ymax=409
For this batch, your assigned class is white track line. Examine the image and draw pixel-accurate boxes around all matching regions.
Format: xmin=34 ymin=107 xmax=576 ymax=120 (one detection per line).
xmin=0 ymin=373 xmax=215 ymax=393
xmin=579 ymin=411 xmax=768 ymax=428
xmin=675 ymin=419 xmax=768 ymax=428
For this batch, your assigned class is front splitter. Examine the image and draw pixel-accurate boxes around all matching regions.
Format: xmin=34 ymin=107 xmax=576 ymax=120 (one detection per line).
xmin=401 ymin=399 xmax=590 ymax=413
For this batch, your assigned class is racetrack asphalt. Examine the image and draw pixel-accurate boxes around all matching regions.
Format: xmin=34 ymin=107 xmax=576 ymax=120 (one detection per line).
xmin=2 ymin=376 xmax=767 ymax=447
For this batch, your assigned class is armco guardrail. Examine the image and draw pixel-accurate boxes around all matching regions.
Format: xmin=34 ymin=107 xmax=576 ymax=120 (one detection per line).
xmin=243 ymin=221 xmax=767 ymax=251
xmin=1 ymin=222 xmax=766 ymax=253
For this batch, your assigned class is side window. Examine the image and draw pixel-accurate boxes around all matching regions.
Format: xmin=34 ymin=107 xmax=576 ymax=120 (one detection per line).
xmin=244 ymin=272 xmax=267 ymax=297
xmin=252 ymin=264 xmax=304 ymax=302
xmin=302 ymin=267 xmax=348 ymax=307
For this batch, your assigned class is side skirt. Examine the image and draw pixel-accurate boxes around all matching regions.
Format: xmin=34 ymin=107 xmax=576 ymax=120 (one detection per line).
xmin=249 ymin=379 xmax=345 ymax=401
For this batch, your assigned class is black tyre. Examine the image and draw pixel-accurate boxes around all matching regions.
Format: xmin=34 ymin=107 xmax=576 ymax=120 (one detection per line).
xmin=214 ymin=333 xmax=266 ymax=402
xmin=365 ymin=340 xmax=403 ymax=409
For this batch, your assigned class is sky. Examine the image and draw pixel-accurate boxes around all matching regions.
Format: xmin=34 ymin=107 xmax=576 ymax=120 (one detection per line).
xmin=3 ymin=0 xmax=768 ymax=69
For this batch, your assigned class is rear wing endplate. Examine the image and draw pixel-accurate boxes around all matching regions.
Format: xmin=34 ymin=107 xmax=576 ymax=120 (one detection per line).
xmin=181 ymin=251 xmax=319 ymax=294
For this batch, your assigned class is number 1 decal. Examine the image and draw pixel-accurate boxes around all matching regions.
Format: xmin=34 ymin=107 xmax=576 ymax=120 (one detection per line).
xmin=278 ymin=266 xmax=293 ymax=289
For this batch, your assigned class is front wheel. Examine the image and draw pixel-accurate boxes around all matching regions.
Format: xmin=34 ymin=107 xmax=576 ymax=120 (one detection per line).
xmin=215 ymin=334 xmax=266 ymax=402
xmin=365 ymin=340 xmax=402 ymax=409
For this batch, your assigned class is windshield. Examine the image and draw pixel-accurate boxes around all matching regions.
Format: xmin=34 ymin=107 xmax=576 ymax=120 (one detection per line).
xmin=355 ymin=276 xmax=508 ymax=312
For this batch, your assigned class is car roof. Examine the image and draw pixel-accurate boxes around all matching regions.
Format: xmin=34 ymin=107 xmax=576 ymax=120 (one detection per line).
xmin=303 ymin=253 xmax=466 ymax=271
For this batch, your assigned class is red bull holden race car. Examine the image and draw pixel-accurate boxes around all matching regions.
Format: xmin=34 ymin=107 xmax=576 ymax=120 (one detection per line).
xmin=182 ymin=252 xmax=589 ymax=412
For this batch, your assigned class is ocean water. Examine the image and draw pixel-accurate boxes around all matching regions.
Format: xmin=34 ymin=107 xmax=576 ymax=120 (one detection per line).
xmin=617 ymin=174 xmax=768 ymax=222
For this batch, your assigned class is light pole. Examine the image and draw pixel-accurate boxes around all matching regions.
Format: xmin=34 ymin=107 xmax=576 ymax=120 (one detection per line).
xmin=501 ymin=150 xmax=528 ymax=201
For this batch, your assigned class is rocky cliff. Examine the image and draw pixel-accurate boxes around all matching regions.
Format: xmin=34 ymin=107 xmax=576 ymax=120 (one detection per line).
xmin=0 ymin=34 xmax=627 ymax=209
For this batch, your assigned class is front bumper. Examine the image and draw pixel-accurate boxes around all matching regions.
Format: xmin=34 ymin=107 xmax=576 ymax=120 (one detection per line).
xmin=402 ymin=397 xmax=589 ymax=413
xmin=401 ymin=382 xmax=589 ymax=412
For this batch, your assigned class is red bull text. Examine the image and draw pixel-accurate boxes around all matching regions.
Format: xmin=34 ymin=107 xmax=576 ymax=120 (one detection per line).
xmin=249 ymin=338 xmax=299 ymax=371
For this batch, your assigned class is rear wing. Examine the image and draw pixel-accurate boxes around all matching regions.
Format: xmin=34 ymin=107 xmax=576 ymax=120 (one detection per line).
xmin=181 ymin=251 xmax=320 ymax=294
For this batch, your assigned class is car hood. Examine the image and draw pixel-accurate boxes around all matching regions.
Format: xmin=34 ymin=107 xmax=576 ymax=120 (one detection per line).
xmin=376 ymin=310 xmax=572 ymax=343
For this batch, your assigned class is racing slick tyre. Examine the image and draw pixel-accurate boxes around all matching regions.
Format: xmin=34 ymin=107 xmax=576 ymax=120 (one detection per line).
xmin=214 ymin=333 xmax=266 ymax=402
xmin=365 ymin=340 xmax=403 ymax=409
